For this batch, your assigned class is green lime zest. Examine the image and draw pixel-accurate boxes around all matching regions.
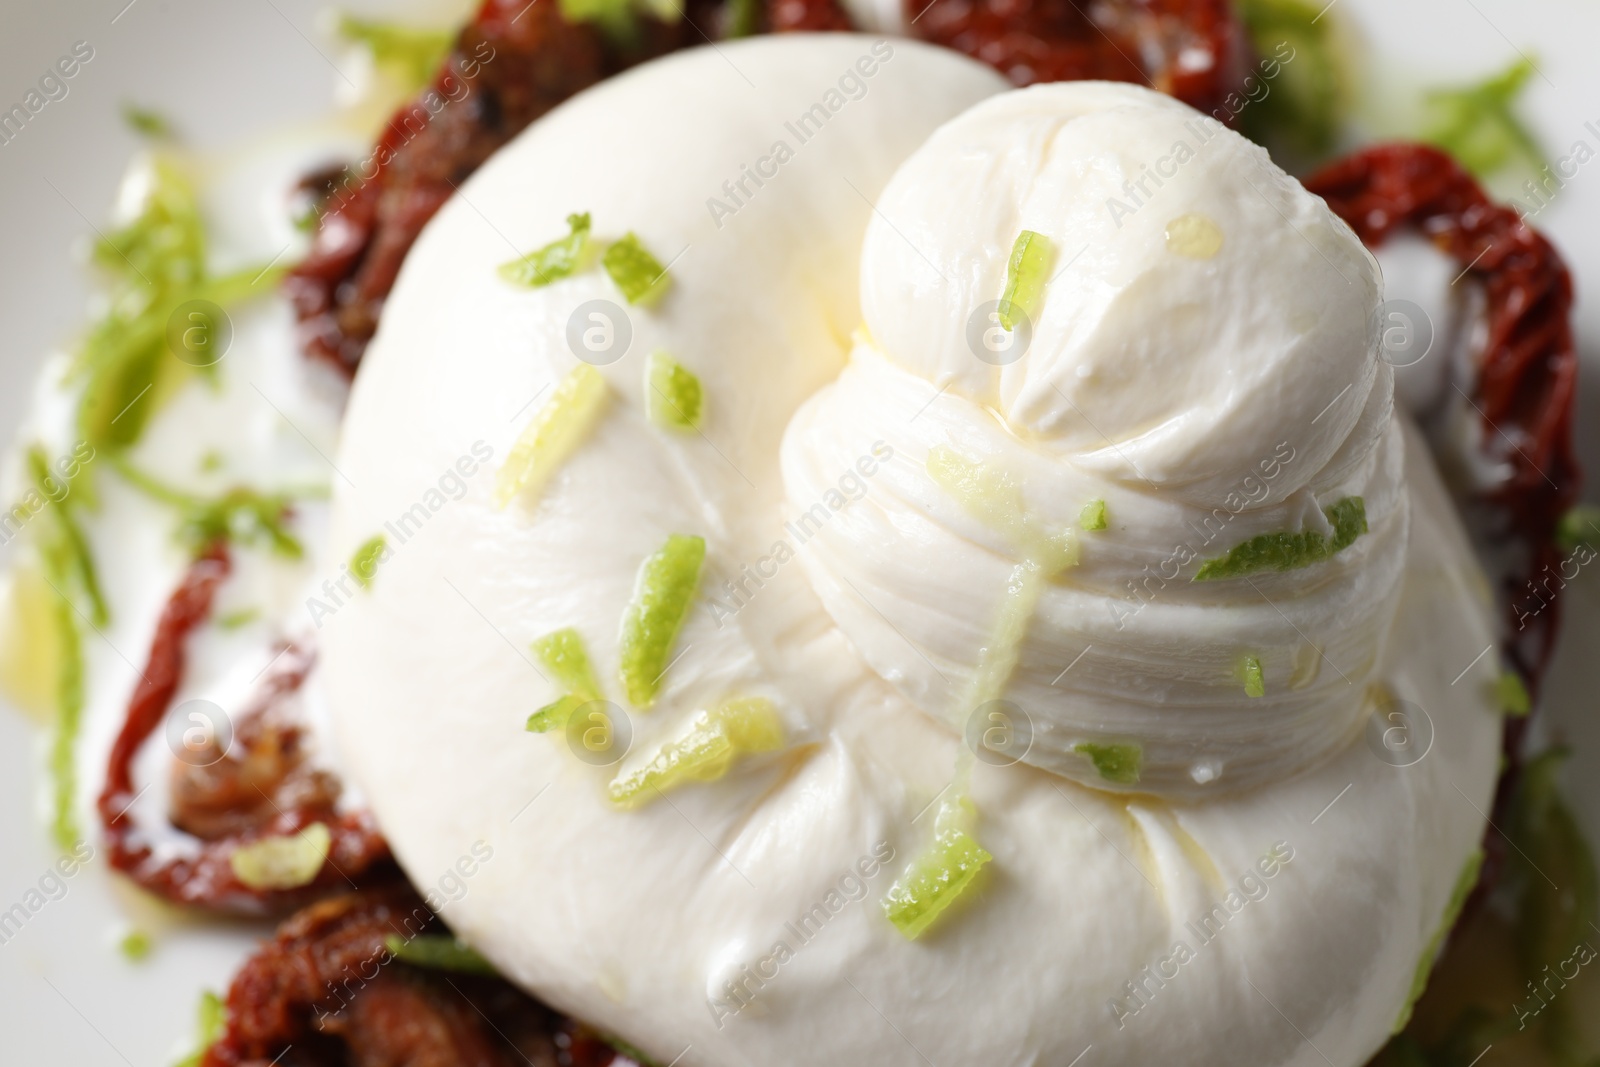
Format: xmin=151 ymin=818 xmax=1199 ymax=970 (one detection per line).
xmin=559 ymin=0 xmax=681 ymax=43
xmin=111 ymin=456 xmax=307 ymax=559
xmin=997 ymin=230 xmax=1052 ymax=331
xmin=528 ymin=694 xmax=588 ymax=734
xmin=122 ymin=105 xmax=172 ymax=139
xmin=229 ymin=823 xmax=331 ymax=890
xmin=618 ymin=534 xmax=706 ymax=708
xmin=1394 ymin=849 xmax=1484 ymax=1033
xmin=384 ymin=934 xmax=499 ymax=975
xmin=75 ymin=156 xmax=283 ymax=452
xmin=605 ymin=1035 xmax=663 ymax=1067
xmin=498 ymin=213 xmax=592 ymax=288
xmin=609 ymin=696 xmax=784 ymax=808
xmin=645 ymin=351 xmax=704 ymax=430
xmin=1075 ymin=741 xmax=1142 ymax=785
xmin=1494 ymin=670 xmax=1530 ymax=717
xmin=27 ymin=446 xmax=106 ymax=626
xmin=215 ymin=607 xmax=261 ymax=630
xmin=1420 ymin=57 xmax=1545 ymax=180
xmin=349 ymin=534 xmax=388 ymax=590
xmin=1194 ymin=496 xmax=1366 ymax=581
xmin=25 ymin=445 xmax=98 ymax=851
xmin=602 ymin=232 xmax=672 ymax=306
xmin=173 ymin=990 xmax=227 ymax=1067
xmin=119 ymin=929 xmax=153 ymax=961
xmin=493 ymin=363 xmax=610 ymax=509
xmin=535 ymin=627 xmax=602 ymax=696
xmin=1239 ymin=654 xmax=1266 ymax=699
xmin=177 ymin=489 xmax=304 ymax=558
xmin=527 ymin=627 xmax=602 ymax=733
xmin=1079 ymin=499 xmax=1108 ymax=531
xmin=883 ymin=798 xmax=993 ymax=940
xmin=1235 ymin=0 xmax=1349 ymax=160
xmin=335 ymin=13 xmax=454 ymax=91
xmin=724 ymin=0 xmax=759 ymax=36
xmin=46 ymin=589 xmax=85 ymax=854
xmin=1556 ymin=505 xmax=1600 ymax=552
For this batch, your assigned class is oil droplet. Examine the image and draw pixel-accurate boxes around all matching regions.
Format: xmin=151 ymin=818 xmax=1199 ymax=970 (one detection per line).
xmin=1165 ymin=214 xmax=1224 ymax=259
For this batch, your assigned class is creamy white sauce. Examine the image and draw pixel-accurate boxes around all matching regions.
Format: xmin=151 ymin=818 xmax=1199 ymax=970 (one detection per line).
xmin=2 ymin=119 xmax=370 ymax=859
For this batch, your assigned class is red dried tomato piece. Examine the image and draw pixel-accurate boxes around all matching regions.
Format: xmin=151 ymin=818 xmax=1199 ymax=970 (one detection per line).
xmin=202 ymin=886 xmax=634 ymax=1067
xmin=910 ymin=0 xmax=1248 ymax=115
xmin=285 ymin=0 xmax=723 ymax=376
xmin=767 ymin=0 xmax=855 ymax=31
xmin=1305 ymin=144 xmax=1580 ymax=688
xmin=97 ymin=545 xmax=389 ymax=914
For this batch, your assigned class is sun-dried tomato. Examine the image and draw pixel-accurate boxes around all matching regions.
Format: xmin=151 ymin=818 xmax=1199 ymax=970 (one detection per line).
xmin=910 ymin=0 xmax=1248 ymax=114
xmin=201 ymin=887 xmax=634 ymax=1067
xmin=285 ymin=0 xmax=722 ymax=376
xmin=1306 ymin=144 xmax=1579 ymax=688
xmin=97 ymin=545 xmax=389 ymax=913
xmin=767 ymin=0 xmax=855 ymax=31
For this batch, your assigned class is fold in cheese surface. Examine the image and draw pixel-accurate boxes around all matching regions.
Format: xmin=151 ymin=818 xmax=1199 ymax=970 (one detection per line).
xmin=325 ymin=35 xmax=1503 ymax=1067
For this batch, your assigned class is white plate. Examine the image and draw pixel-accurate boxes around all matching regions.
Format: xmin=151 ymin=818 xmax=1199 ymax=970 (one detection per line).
xmin=1 ymin=1 xmax=1597 ymax=1063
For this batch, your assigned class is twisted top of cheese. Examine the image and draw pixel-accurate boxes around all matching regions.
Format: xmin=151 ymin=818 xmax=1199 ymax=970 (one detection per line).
xmin=785 ymin=82 xmax=1402 ymax=794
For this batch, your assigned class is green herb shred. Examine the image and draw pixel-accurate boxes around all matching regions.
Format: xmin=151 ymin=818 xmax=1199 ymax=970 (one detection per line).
xmin=75 ymin=156 xmax=283 ymax=453
xmin=645 ymin=351 xmax=704 ymax=430
xmin=724 ymin=0 xmax=759 ymax=37
xmin=998 ymin=230 xmax=1053 ymax=331
xmin=1235 ymin=0 xmax=1349 ymax=161
xmin=1194 ymin=497 xmax=1366 ymax=581
xmin=335 ymin=13 xmax=455 ymax=91
xmin=602 ymin=232 xmax=672 ymax=306
xmin=1074 ymin=741 xmax=1142 ymax=785
xmin=119 ymin=929 xmax=153 ymax=961
xmin=122 ymin=104 xmax=173 ymax=138
xmin=1239 ymin=654 xmax=1266 ymax=699
xmin=527 ymin=627 xmax=602 ymax=733
xmin=173 ymin=990 xmax=226 ymax=1067
xmin=882 ymin=797 xmax=992 ymax=940
xmin=215 ymin=607 xmax=261 ymax=630
xmin=1494 ymin=670 xmax=1530 ymax=717
xmin=384 ymin=934 xmax=500 ymax=975
xmin=1555 ymin=504 xmax=1600 ymax=553
xmin=1420 ymin=57 xmax=1546 ymax=180
xmin=558 ymin=0 xmax=681 ymax=42
xmin=25 ymin=446 xmax=98 ymax=851
xmin=617 ymin=533 xmax=705 ymax=708
xmin=112 ymin=457 xmax=307 ymax=559
xmin=498 ymin=213 xmax=592 ymax=288
xmin=349 ymin=534 xmax=388 ymax=590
